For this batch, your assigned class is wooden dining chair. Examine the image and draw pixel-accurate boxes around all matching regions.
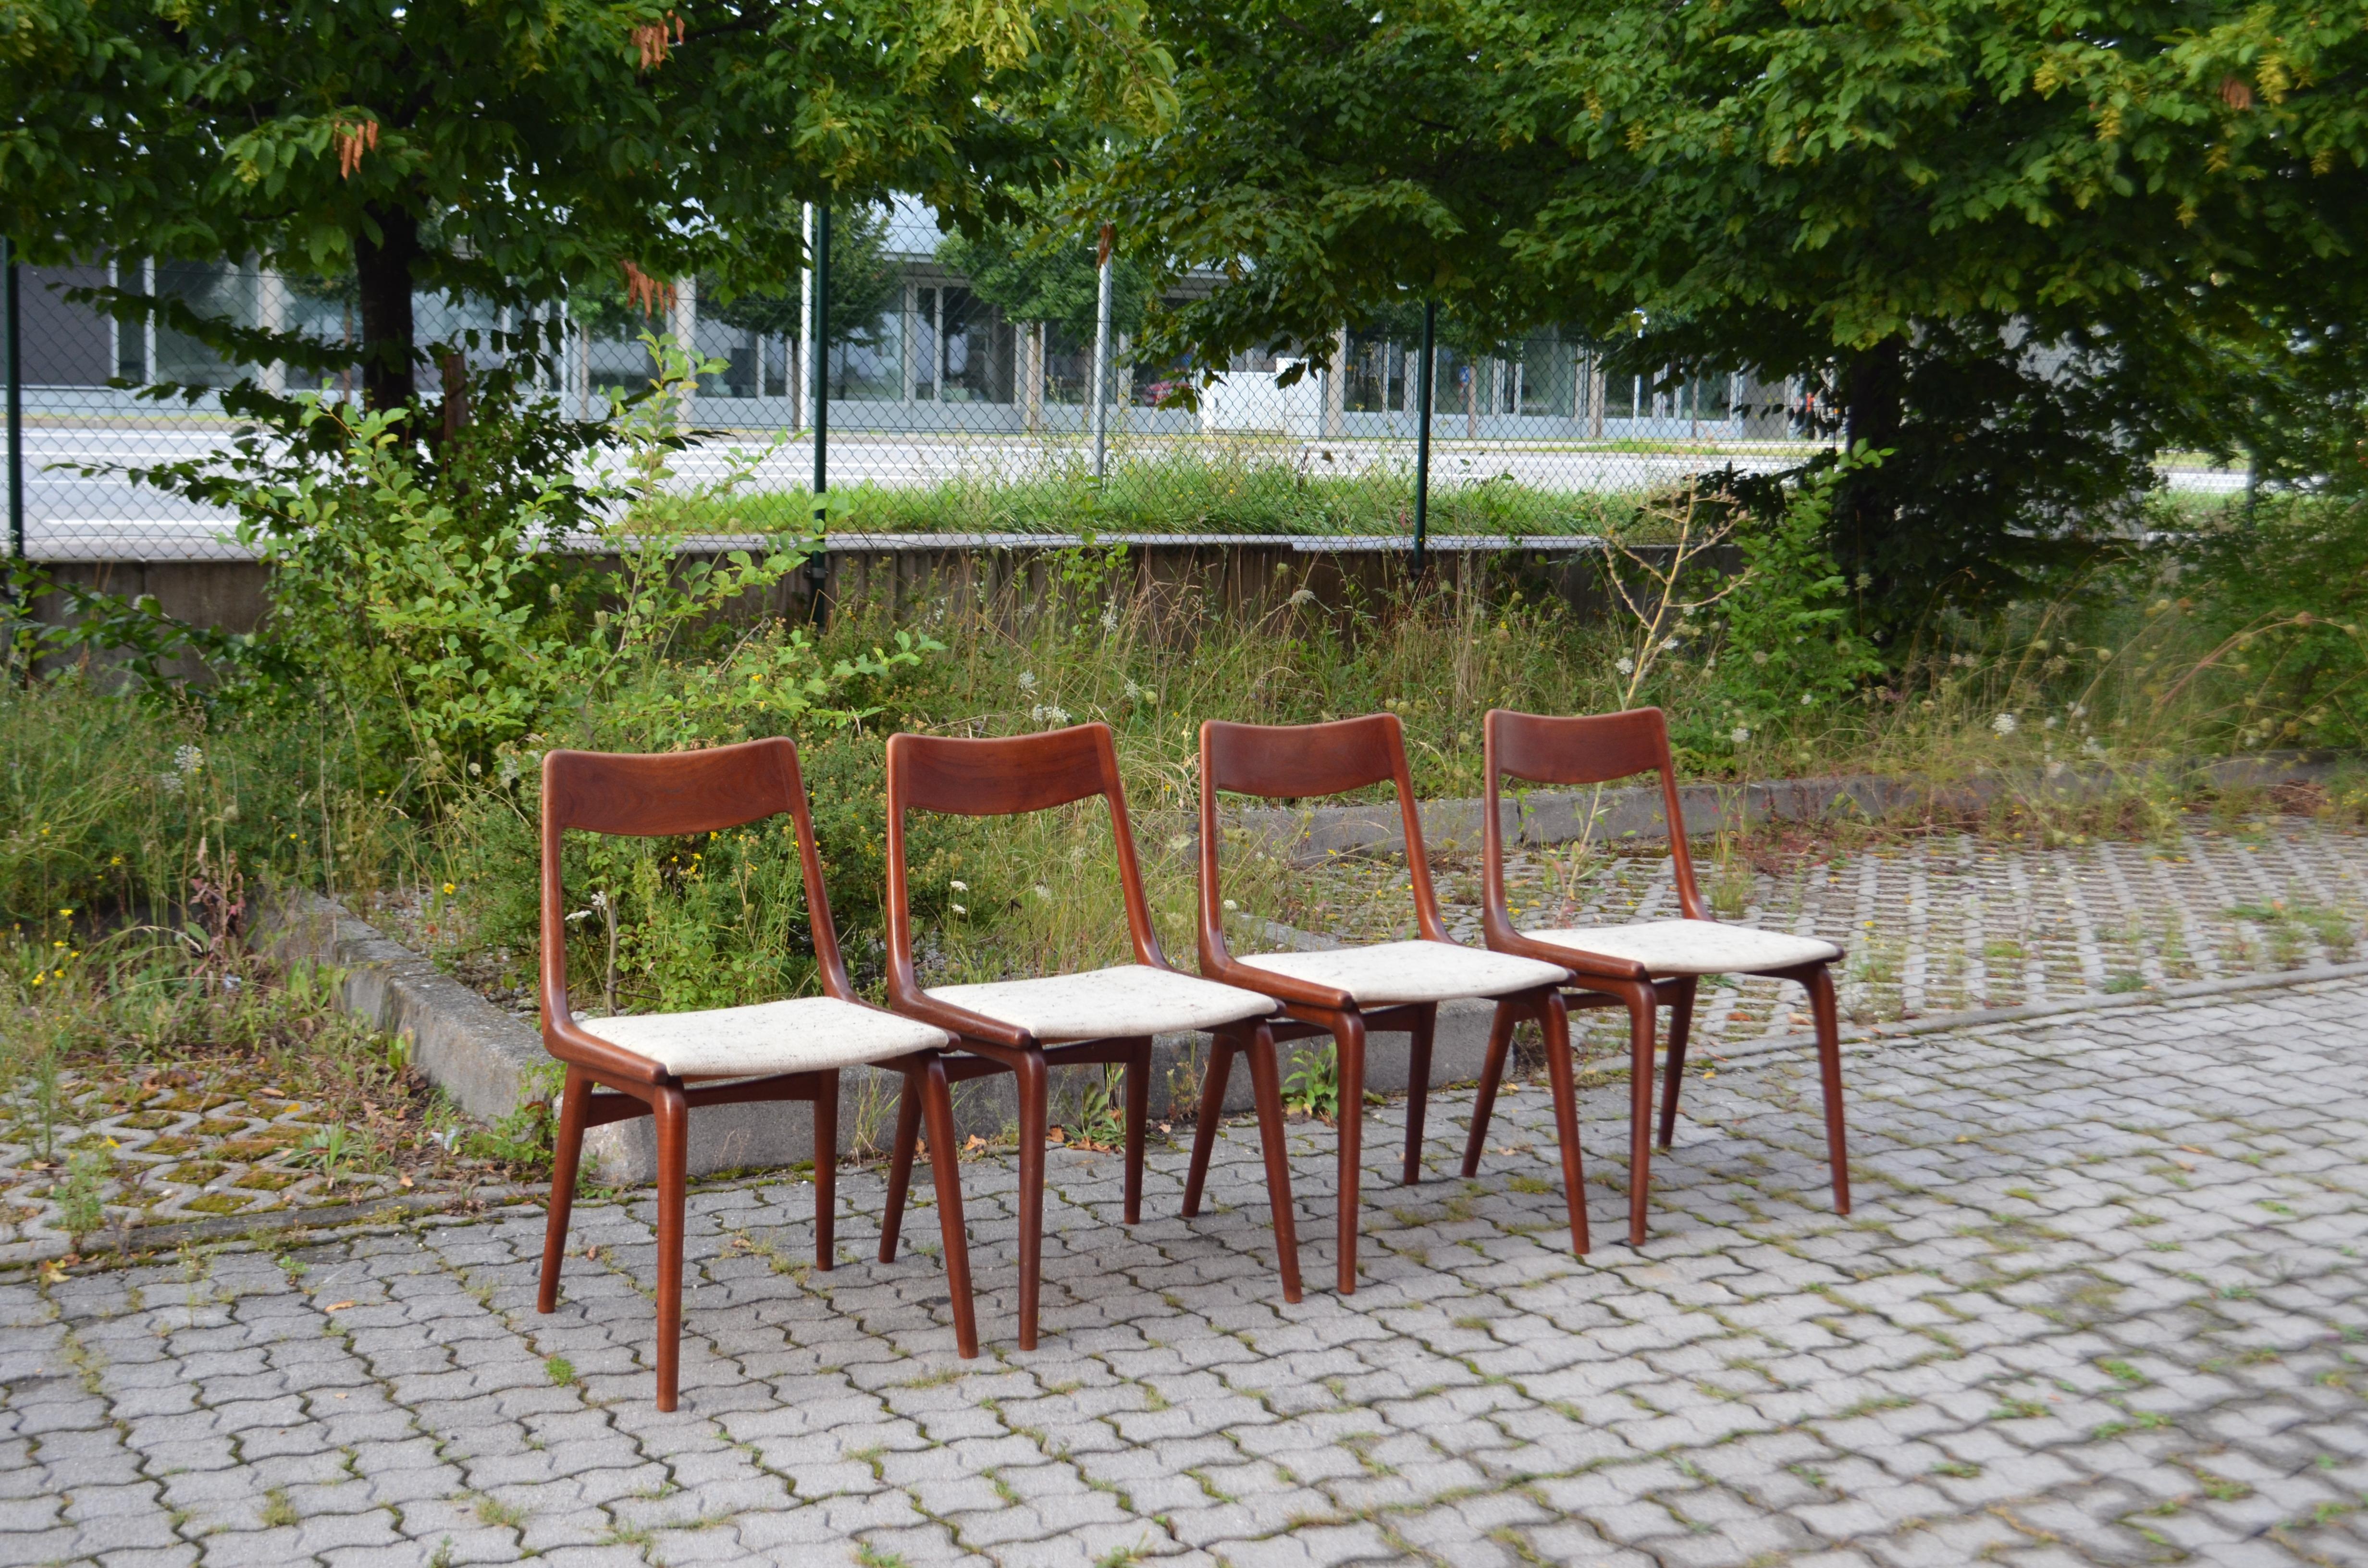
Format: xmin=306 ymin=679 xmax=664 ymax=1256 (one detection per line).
xmin=1476 ymin=707 xmax=1851 ymax=1246
xmin=535 ymin=737 xmax=969 ymax=1409
xmin=1194 ymin=714 xmax=1583 ymax=1292
xmin=879 ymin=722 xmax=1303 ymax=1351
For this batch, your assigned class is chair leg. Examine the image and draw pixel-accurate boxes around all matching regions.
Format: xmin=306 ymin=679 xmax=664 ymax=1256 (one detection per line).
xmin=1183 ymin=1037 xmax=1236 ymax=1218
xmin=1622 ymin=984 xmax=1658 ymax=1248
xmin=916 ymin=1058 xmax=979 ymax=1359
xmin=1536 ymin=992 xmax=1589 ymax=1257
xmin=538 ymin=1066 xmax=591 ymax=1314
xmin=1013 ymin=1050 xmax=1049 ymax=1351
xmin=1402 ymin=1004 xmax=1436 ymax=1186
xmin=652 ymin=1084 xmax=689 ymax=1412
xmin=1806 ymin=965 xmax=1852 ymax=1215
xmin=813 ymin=1069 xmax=838 ymax=1271
xmin=878 ymin=1071 xmax=926 ymax=1264
xmin=1122 ymin=1039 xmax=1150 ymax=1226
xmin=1658 ymin=977 xmax=1698 ymax=1152
xmin=1240 ymin=1024 xmax=1303 ymax=1303
xmin=1333 ymin=1015 xmax=1368 ymax=1295
xmin=1460 ymin=1003 xmax=1518 ymax=1178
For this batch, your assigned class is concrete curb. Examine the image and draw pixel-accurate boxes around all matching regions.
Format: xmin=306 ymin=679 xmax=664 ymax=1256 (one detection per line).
xmin=1235 ymin=752 xmax=2343 ymax=860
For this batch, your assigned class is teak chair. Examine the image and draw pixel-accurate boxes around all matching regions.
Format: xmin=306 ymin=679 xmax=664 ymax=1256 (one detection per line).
xmin=880 ymin=723 xmax=1303 ymax=1352
xmin=1195 ymin=714 xmax=1583 ymax=1291
xmin=1477 ymin=707 xmax=1851 ymax=1246
xmin=536 ymin=738 xmax=966 ymax=1410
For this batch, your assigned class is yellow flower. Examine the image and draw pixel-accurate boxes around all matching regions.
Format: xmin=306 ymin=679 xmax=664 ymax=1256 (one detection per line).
xmin=57 ymin=907 xmax=73 ymax=917
xmin=442 ymin=882 xmax=456 ymax=895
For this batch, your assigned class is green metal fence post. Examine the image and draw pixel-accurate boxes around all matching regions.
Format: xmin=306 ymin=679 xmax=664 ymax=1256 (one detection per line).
xmin=5 ymin=236 xmax=23 ymax=574
xmin=809 ymin=205 xmax=831 ymax=625
xmin=1413 ymin=301 xmax=1435 ymax=575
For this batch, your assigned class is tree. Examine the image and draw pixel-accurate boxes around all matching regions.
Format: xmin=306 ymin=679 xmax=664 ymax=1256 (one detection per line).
xmin=709 ymin=205 xmax=900 ymax=351
xmin=1 ymin=0 xmax=1172 ymax=411
xmin=939 ymin=217 xmax=1152 ymax=342
xmin=1106 ymin=0 xmax=2368 ymax=626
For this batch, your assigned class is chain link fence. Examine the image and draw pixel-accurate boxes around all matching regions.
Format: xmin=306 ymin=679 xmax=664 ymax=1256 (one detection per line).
xmin=2 ymin=201 xmax=2249 ymax=570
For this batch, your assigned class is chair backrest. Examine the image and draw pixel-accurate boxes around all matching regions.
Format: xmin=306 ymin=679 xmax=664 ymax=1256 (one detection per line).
xmin=881 ymin=724 xmax=1165 ymax=1005
xmin=538 ymin=738 xmax=854 ymax=1029
xmin=1198 ymin=714 xmax=1447 ymax=958
xmin=1481 ymin=707 xmax=1703 ymax=920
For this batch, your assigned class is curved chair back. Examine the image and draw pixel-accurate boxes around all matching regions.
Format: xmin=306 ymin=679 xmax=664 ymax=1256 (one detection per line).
xmin=1199 ymin=713 xmax=1447 ymax=963
xmin=881 ymin=723 xmax=1166 ymax=1007
xmin=539 ymin=737 xmax=854 ymax=1036
xmin=1481 ymin=707 xmax=1703 ymax=920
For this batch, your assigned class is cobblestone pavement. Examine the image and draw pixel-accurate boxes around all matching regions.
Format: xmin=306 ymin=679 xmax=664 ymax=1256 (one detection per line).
xmin=6 ymin=978 xmax=2367 ymax=1568
xmin=1289 ymin=815 xmax=2368 ymax=1053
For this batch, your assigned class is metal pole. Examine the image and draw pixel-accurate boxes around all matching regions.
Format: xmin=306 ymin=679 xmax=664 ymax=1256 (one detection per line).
xmin=1090 ymin=224 xmax=1114 ymax=480
xmin=1413 ymin=301 xmax=1435 ymax=574
xmin=808 ymin=205 xmax=831 ymax=623
xmin=5 ymin=236 xmax=23 ymax=573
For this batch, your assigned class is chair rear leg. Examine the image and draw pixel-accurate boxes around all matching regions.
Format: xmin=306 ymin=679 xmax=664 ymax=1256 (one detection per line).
xmin=878 ymin=1071 xmax=926 ymax=1264
xmin=1240 ymin=1025 xmax=1303 ymax=1303
xmin=1122 ymin=1039 xmax=1151 ymax=1226
xmin=1536 ymin=991 xmax=1589 ymax=1257
xmin=812 ymin=1070 xmax=839 ymax=1271
xmin=1013 ymin=1050 xmax=1050 ymax=1351
xmin=1805 ymin=965 xmax=1851 ymax=1214
xmin=1402 ymin=1004 xmax=1436 ymax=1186
xmin=1657 ymin=977 xmax=1698 ymax=1151
xmin=1460 ymin=1003 xmax=1518 ymax=1178
xmin=917 ymin=1058 xmax=980 ymax=1359
xmin=1183 ymin=1038 xmax=1237 ymax=1218
xmin=538 ymin=1066 xmax=592 ymax=1314
xmin=652 ymin=1085 xmax=689 ymax=1412
xmin=1334 ymin=1017 xmax=1368 ymax=1295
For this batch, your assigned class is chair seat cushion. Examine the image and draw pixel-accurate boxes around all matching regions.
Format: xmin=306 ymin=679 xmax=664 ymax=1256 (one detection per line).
xmin=1525 ymin=919 xmax=1840 ymax=977
xmin=928 ymin=964 xmax=1276 ymax=1043
xmin=578 ymin=995 xmax=951 ymax=1079
xmin=1238 ymin=940 xmax=1569 ymax=1006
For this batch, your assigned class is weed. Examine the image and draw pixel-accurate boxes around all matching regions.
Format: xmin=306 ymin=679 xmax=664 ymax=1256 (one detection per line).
xmin=545 ymin=1356 xmax=577 ymax=1386
xmin=1282 ymin=1045 xmax=1341 ymax=1121
xmin=260 ymin=1489 xmax=298 ymax=1529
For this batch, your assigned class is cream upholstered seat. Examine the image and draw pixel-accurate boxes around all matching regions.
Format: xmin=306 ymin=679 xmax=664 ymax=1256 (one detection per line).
xmin=1237 ymin=940 xmax=1570 ymax=1008
xmin=580 ymin=996 xmax=951 ymax=1079
xmin=928 ymin=964 xmax=1277 ymax=1043
xmin=1524 ymin=919 xmax=1840 ymax=978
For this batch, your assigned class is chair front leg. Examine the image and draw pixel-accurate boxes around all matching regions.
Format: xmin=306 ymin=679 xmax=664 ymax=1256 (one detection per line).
xmin=1658 ymin=976 xmax=1699 ymax=1152
xmin=1610 ymin=980 xmax=1660 ymax=1247
xmin=1182 ymin=1036 xmax=1237 ymax=1218
xmin=1401 ymin=1003 xmax=1437 ymax=1186
xmin=1237 ymin=1023 xmax=1303 ymax=1303
xmin=916 ymin=1057 xmax=980 ymax=1359
xmin=878 ymin=1071 xmax=927 ymax=1264
xmin=1534 ymin=990 xmax=1589 ymax=1257
xmin=1012 ymin=1048 xmax=1051 ymax=1351
xmin=1331 ymin=1012 xmax=1369 ymax=1295
xmin=651 ymin=1083 xmax=690 ymax=1412
xmin=1804 ymin=963 xmax=1852 ymax=1215
xmin=812 ymin=1069 xmax=839 ymax=1270
xmin=538 ymin=1065 xmax=592 ymax=1314
xmin=1123 ymin=1037 xmax=1151 ymax=1225
xmin=1460 ymin=1002 xmax=1519 ymax=1178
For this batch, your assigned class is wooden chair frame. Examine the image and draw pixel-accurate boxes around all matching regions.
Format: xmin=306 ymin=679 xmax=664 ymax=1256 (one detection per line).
xmin=1196 ymin=713 xmax=1587 ymax=1293
xmin=535 ymin=737 xmax=967 ymax=1409
xmin=1478 ymin=706 xmax=1851 ymax=1245
xmin=881 ymin=722 xmax=1303 ymax=1353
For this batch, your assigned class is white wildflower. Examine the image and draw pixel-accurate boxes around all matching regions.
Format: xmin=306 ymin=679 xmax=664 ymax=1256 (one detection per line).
xmin=2069 ymin=703 xmax=2087 ymax=720
xmin=1661 ymin=636 xmax=1679 ymax=651
xmin=158 ymin=771 xmax=185 ymax=796
xmin=1016 ymin=671 xmax=1037 ymax=691
xmin=1287 ymin=587 xmax=1318 ymax=608
xmin=1031 ymin=704 xmax=1072 ymax=726
xmin=1751 ymin=650 xmax=1770 ymax=665
xmin=1124 ymin=678 xmax=1145 ymax=703
xmin=497 ymin=751 xmax=521 ymax=786
xmin=173 ymin=744 xmax=204 ymax=775
xmin=950 ymin=903 xmax=968 ymax=916
xmin=1615 ymin=655 xmax=1636 ymax=675
xmin=1032 ymin=883 xmax=1053 ymax=900
xmin=1799 ymin=692 xmax=1814 ymax=706
xmin=2043 ymin=714 xmax=2059 ymax=729
xmin=1222 ymin=899 xmax=1239 ymax=912
xmin=950 ymin=880 xmax=968 ymax=892
xmin=1730 ymin=725 xmax=1751 ymax=745
xmin=1099 ymin=607 xmax=1118 ymax=632
xmin=1991 ymin=712 xmax=2018 ymax=736
xmin=2046 ymin=760 xmax=2066 ymax=779
xmin=2083 ymin=737 xmax=2108 ymax=757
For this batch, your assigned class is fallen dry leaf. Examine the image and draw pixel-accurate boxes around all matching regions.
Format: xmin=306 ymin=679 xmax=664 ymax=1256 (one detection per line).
xmin=323 ymin=1300 xmax=356 ymax=1312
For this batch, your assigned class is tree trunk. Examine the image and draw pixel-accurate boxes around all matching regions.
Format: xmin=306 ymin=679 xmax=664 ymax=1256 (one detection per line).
xmin=1838 ymin=335 xmax=1906 ymax=616
xmin=355 ymin=205 xmax=420 ymax=413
